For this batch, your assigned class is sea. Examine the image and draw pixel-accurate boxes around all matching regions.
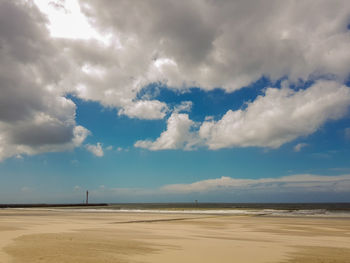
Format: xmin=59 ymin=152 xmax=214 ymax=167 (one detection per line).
xmin=3 ymin=203 xmax=350 ymax=218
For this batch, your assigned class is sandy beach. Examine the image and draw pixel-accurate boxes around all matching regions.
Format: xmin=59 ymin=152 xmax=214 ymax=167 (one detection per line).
xmin=0 ymin=209 xmax=350 ymax=263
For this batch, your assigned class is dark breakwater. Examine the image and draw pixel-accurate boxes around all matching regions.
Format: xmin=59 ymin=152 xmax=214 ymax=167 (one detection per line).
xmin=0 ymin=203 xmax=108 ymax=208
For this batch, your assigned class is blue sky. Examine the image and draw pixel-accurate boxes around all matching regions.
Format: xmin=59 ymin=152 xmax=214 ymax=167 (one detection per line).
xmin=0 ymin=0 xmax=350 ymax=203
xmin=1 ymin=80 xmax=349 ymax=203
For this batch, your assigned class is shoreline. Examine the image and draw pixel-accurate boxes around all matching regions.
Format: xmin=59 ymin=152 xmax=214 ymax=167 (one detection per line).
xmin=1 ymin=202 xmax=350 ymax=210
xmin=3 ymin=206 xmax=350 ymax=218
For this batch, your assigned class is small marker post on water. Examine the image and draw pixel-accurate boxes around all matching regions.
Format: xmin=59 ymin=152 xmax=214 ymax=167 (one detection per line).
xmin=86 ymin=190 xmax=89 ymax=205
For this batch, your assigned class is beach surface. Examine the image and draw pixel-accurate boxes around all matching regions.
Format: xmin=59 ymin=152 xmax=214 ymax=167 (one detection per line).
xmin=0 ymin=209 xmax=350 ymax=263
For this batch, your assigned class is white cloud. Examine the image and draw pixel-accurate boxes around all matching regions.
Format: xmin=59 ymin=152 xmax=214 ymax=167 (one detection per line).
xmin=23 ymin=1 xmax=350 ymax=121
xmin=199 ymin=80 xmax=350 ymax=149
xmin=106 ymin=145 xmax=113 ymax=151
xmin=2 ymin=0 xmax=350 ymax=160
xmin=294 ymin=143 xmax=309 ymax=152
xmin=56 ymin=38 xmax=169 ymax=120
xmin=78 ymin=174 xmax=350 ymax=202
xmin=118 ymin=100 xmax=168 ymax=120
xmin=135 ymin=80 xmax=350 ymax=151
xmin=174 ymin=101 xmax=193 ymax=113
xmin=0 ymin=1 xmax=89 ymax=161
xmin=85 ymin=142 xmax=104 ymax=157
xmin=0 ymin=124 xmax=90 ymax=162
xmin=75 ymin=0 xmax=350 ymax=94
xmin=30 ymin=0 xmax=350 ymax=121
xmin=345 ymin=128 xmax=350 ymax=140
xmin=134 ymin=112 xmax=199 ymax=150
xmin=15 ymin=154 xmax=23 ymax=160
xmin=161 ymin=174 xmax=350 ymax=194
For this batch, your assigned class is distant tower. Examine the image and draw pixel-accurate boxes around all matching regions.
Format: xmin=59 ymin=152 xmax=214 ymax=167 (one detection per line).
xmin=86 ymin=190 xmax=89 ymax=205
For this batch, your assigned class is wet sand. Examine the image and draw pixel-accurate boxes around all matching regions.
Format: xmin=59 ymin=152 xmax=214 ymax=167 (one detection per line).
xmin=0 ymin=209 xmax=350 ymax=262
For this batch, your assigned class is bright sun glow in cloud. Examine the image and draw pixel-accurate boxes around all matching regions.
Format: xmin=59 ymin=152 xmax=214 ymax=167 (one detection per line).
xmin=33 ymin=0 xmax=103 ymax=41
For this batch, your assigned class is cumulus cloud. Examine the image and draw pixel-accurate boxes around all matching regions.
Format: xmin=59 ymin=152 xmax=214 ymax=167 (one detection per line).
xmin=74 ymin=185 xmax=82 ymax=191
xmin=118 ymin=100 xmax=168 ymax=119
xmin=0 ymin=0 xmax=89 ymax=161
xmin=2 ymin=0 xmax=350 ymax=160
xmin=174 ymin=101 xmax=193 ymax=113
xmin=161 ymin=174 xmax=350 ymax=194
xmin=199 ymin=80 xmax=350 ymax=149
xmin=134 ymin=112 xmax=199 ymax=150
xmin=81 ymin=173 xmax=350 ymax=202
xmin=77 ymin=0 xmax=350 ymax=93
xmin=136 ymin=81 xmax=350 ymax=150
xmin=294 ymin=143 xmax=309 ymax=152
xmin=85 ymin=142 xmax=104 ymax=157
xmin=106 ymin=145 xmax=113 ymax=151
xmin=0 ymin=126 xmax=90 ymax=161
xmin=57 ymin=37 xmax=169 ymax=120
xmin=69 ymin=0 xmax=350 ymax=146
xmin=345 ymin=128 xmax=350 ymax=140
xmin=31 ymin=0 xmax=349 ymax=121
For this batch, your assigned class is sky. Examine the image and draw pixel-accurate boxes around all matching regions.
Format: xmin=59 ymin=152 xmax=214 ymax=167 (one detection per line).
xmin=0 ymin=0 xmax=350 ymax=203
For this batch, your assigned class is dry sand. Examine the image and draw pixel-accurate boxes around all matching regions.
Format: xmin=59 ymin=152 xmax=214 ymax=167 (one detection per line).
xmin=0 ymin=209 xmax=350 ymax=263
